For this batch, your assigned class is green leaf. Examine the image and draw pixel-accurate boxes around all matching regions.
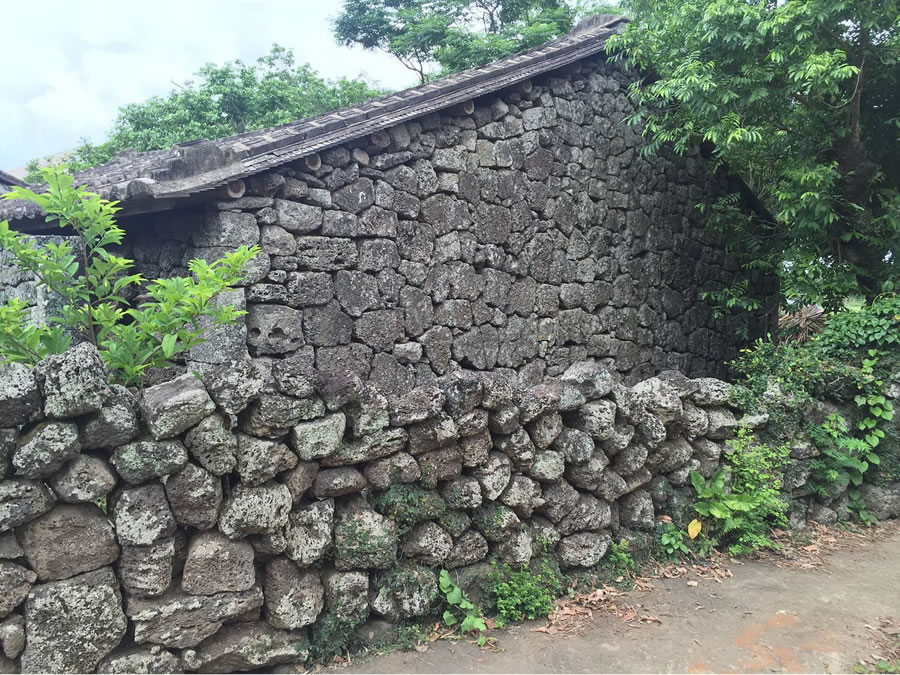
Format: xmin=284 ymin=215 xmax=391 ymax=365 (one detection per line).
xmin=161 ymin=334 xmax=178 ymax=358
xmin=442 ymin=610 xmax=457 ymax=626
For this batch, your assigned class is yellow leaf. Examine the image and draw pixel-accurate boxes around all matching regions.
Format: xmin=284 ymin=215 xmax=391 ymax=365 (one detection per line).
xmin=688 ymin=519 xmax=702 ymax=540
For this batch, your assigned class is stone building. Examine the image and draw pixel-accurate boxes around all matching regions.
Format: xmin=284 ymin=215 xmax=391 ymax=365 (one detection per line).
xmin=0 ymin=15 xmax=765 ymax=391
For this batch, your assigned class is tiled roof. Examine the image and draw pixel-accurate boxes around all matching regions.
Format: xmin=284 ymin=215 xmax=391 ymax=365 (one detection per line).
xmin=1 ymin=15 xmax=626 ymax=224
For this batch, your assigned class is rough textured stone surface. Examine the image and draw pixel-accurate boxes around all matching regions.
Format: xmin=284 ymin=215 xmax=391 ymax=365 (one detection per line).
xmin=118 ymin=538 xmax=175 ymax=598
xmin=333 ymin=503 xmax=398 ymax=570
xmin=289 ymin=413 xmax=346 ymax=460
xmin=165 ymin=462 xmax=222 ymax=530
xmin=111 ymin=483 xmax=176 ymax=547
xmin=263 ymin=558 xmax=324 ymax=629
xmin=0 ymin=364 xmax=41 ymax=427
xmin=79 ymin=387 xmax=140 ymax=449
xmin=126 ymin=585 xmax=264 ymax=648
xmin=0 ymin=562 xmax=35 ymax=618
xmin=183 ymin=621 xmax=309 ymax=673
xmin=13 ymin=421 xmax=80 ymax=479
xmin=322 ymin=570 xmax=369 ymax=618
xmin=110 ymin=439 xmax=188 ymax=483
xmin=311 ymin=467 xmax=367 ymax=497
xmin=184 ymin=413 xmax=238 ymax=476
xmin=0 ymin=615 xmax=24 ymax=660
xmin=558 ymin=531 xmax=611 ymax=567
xmin=21 ymin=567 xmax=127 ymax=673
xmin=140 ymin=375 xmax=216 ymax=440
xmin=401 ymin=521 xmax=453 ymax=565
xmin=17 ymin=504 xmax=119 ymax=581
xmin=48 ymin=454 xmax=116 ymax=503
xmin=96 ymin=646 xmax=181 ymax=674
xmin=284 ymin=499 xmax=334 ymax=566
xmin=235 ymin=434 xmax=298 ymax=485
xmin=182 ymin=530 xmax=255 ymax=595
xmin=370 ymin=564 xmax=437 ymax=622
xmin=0 ymin=479 xmax=54 ymax=531
xmin=35 ymin=343 xmax=113 ymax=418
xmin=218 ymin=482 xmax=292 ymax=539
xmin=364 ymin=452 xmax=421 ymax=489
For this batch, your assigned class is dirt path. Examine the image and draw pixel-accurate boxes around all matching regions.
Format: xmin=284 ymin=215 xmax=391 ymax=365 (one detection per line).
xmin=335 ymin=528 xmax=900 ymax=674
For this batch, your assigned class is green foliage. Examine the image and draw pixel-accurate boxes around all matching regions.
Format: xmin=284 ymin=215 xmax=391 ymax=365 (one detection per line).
xmin=606 ymin=539 xmax=637 ymax=578
xmin=489 ymin=558 xmax=566 ymax=623
xmin=808 ymin=413 xmax=880 ymax=524
xmin=729 ymin=314 xmax=897 ymax=522
xmin=0 ymin=168 xmax=257 ymax=386
xmin=307 ymin=612 xmax=367 ymax=663
xmin=29 ymin=46 xmax=385 ymax=174
xmin=608 ymin=0 xmax=900 ymax=308
xmin=690 ymin=425 xmax=792 ymax=556
xmin=438 ymin=570 xmax=489 ymax=644
xmin=369 ymin=485 xmax=447 ymax=531
xmin=334 ymin=0 xmax=618 ymax=82
xmin=656 ymin=522 xmax=689 ymax=559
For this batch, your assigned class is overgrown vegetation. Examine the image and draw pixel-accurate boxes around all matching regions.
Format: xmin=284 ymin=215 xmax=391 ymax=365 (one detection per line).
xmin=0 ymin=168 xmax=257 ymax=385
xmin=438 ymin=569 xmax=490 ymax=645
xmin=489 ymin=557 xmax=567 ymax=623
xmin=688 ymin=428 xmax=791 ymax=556
xmin=608 ymin=0 xmax=899 ymax=311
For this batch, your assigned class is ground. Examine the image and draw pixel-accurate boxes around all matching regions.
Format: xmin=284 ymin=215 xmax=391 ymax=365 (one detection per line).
xmin=331 ymin=524 xmax=900 ymax=674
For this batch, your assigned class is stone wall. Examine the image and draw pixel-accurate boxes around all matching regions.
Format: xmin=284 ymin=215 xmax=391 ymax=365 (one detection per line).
xmin=3 ymin=343 xmax=894 ymax=673
xmin=110 ymin=55 xmax=758 ymax=390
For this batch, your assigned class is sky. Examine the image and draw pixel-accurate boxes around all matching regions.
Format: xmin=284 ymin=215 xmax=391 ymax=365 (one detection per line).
xmin=0 ymin=0 xmax=418 ymax=172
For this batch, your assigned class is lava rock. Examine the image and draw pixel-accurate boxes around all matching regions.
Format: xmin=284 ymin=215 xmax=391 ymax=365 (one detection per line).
xmin=140 ymin=375 xmax=216 ymax=440
xmin=48 ymin=454 xmax=117 ymax=503
xmin=35 ymin=343 xmax=113 ymax=418
xmin=263 ymin=559 xmax=324 ymax=629
xmin=164 ymin=462 xmax=222 ymax=529
xmin=110 ymin=439 xmax=188 ymax=483
xmin=17 ymin=503 xmax=119 ymax=581
xmin=21 ymin=566 xmax=127 ymax=673
xmin=13 ymin=421 xmax=80 ymax=479
xmin=111 ymin=483 xmax=176 ymax=547
xmin=218 ymin=482 xmax=292 ymax=539
xmin=182 ymin=530 xmax=255 ymax=595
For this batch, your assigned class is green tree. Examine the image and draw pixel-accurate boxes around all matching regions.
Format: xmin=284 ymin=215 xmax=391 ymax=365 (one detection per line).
xmin=28 ymin=45 xmax=385 ymax=177
xmin=607 ymin=0 xmax=899 ymax=309
xmin=334 ymin=0 xmax=614 ymax=82
xmin=0 ymin=168 xmax=258 ymax=385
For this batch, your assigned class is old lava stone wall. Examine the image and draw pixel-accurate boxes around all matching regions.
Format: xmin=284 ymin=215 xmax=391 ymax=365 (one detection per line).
xmin=3 ymin=342 xmax=894 ymax=673
xmin=0 ymin=343 xmax=749 ymax=673
xmin=118 ymin=56 xmax=751 ymax=391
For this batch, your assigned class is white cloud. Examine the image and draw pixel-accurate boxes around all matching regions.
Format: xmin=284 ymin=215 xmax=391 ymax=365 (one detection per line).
xmin=0 ymin=0 xmax=416 ymax=170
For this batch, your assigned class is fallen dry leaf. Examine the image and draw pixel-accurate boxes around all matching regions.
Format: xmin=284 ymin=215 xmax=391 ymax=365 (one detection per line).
xmin=687 ymin=580 xmax=698 ymax=587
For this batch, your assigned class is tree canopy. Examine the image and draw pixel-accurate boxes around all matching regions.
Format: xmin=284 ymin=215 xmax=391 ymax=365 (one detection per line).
xmin=26 ymin=45 xmax=385 ymax=181
xmin=333 ymin=0 xmax=621 ymax=82
xmin=607 ymin=0 xmax=899 ymax=309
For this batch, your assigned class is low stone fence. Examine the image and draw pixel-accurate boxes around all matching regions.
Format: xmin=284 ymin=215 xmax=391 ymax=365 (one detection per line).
xmin=0 ymin=343 xmax=895 ymax=673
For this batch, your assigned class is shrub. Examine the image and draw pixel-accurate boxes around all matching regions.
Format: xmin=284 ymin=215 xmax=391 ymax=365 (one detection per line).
xmin=0 ymin=168 xmax=258 ymax=385
xmin=655 ymin=522 xmax=689 ymax=559
xmin=489 ymin=558 xmax=566 ymax=623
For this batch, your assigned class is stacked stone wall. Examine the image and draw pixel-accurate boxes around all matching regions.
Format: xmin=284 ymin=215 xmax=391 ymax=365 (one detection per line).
xmin=115 ymin=55 xmax=756 ymax=391
xmin=2 ymin=343 xmax=895 ymax=673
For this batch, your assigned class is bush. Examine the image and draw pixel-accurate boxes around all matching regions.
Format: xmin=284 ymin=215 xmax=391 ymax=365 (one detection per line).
xmin=0 ymin=168 xmax=258 ymax=385
xmin=489 ymin=558 xmax=566 ymax=623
